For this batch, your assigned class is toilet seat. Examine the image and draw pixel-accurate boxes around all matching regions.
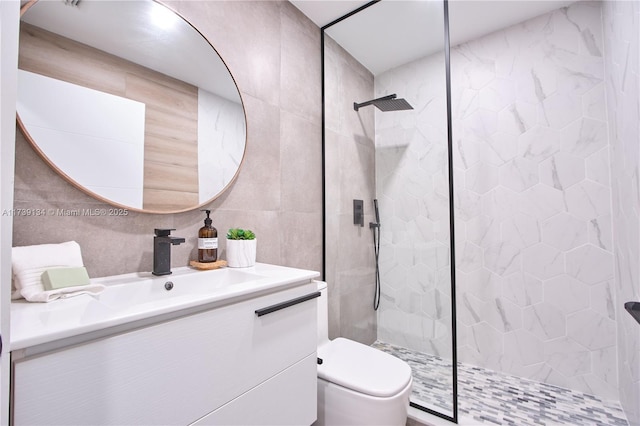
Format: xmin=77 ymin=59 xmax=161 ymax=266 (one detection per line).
xmin=317 ymin=337 xmax=412 ymax=398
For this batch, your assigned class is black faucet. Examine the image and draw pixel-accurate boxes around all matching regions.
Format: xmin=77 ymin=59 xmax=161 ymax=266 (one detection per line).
xmin=152 ymin=228 xmax=186 ymax=276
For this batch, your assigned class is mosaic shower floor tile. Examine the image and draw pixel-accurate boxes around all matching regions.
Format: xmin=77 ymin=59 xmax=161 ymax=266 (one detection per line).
xmin=373 ymin=341 xmax=628 ymax=426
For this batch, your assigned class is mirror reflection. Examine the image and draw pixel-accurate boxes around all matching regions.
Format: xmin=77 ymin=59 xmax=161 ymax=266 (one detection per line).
xmin=17 ymin=0 xmax=246 ymax=213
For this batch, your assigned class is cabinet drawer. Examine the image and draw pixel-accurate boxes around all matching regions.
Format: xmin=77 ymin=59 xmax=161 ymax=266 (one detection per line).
xmin=192 ymin=354 xmax=317 ymax=426
xmin=12 ymin=281 xmax=317 ymax=425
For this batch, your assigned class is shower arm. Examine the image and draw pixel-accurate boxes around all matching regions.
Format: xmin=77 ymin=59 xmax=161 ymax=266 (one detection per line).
xmin=354 ymin=94 xmax=397 ymax=111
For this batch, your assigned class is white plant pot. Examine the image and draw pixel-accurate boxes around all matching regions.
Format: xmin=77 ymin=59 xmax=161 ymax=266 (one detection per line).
xmin=226 ymin=239 xmax=257 ymax=268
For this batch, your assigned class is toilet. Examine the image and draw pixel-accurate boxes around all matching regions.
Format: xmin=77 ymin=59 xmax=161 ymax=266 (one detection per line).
xmin=315 ymin=281 xmax=413 ymax=426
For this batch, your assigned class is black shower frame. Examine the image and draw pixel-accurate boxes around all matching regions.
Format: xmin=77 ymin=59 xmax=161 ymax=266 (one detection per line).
xmin=320 ymin=0 xmax=459 ymax=423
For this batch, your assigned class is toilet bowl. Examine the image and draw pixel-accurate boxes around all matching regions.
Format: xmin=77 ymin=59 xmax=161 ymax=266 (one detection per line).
xmin=315 ymin=281 xmax=412 ymax=426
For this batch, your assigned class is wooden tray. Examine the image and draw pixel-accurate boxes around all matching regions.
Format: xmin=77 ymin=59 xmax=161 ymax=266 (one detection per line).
xmin=189 ymin=260 xmax=227 ymax=270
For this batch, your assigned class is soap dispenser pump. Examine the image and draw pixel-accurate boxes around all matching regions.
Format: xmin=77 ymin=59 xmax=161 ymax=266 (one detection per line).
xmin=198 ymin=209 xmax=218 ymax=263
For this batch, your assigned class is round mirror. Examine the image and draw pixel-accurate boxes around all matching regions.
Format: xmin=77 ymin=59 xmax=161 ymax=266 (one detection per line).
xmin=17 ymin=0 xmax=247 ymax=213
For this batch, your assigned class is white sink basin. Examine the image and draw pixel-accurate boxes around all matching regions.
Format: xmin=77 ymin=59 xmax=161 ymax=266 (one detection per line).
xmin=96 ymin=268 xmax=266 ymax=309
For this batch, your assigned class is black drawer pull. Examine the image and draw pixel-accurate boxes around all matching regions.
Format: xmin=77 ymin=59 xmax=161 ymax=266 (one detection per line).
xmin=255 ymin=291 xmax=321 ymax=317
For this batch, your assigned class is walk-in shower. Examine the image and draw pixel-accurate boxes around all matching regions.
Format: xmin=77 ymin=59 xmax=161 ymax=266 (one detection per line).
xmin=322 ymin=0 xmax=633 ymax=425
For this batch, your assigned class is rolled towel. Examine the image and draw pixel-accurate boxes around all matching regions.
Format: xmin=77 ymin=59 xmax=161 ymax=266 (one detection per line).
xmin=12 ymin=241 xmax=105 ymax=302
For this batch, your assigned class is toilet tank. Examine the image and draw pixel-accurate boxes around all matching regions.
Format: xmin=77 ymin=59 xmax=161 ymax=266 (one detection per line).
xmin=315 ymin=280 xmax=329 ymax=346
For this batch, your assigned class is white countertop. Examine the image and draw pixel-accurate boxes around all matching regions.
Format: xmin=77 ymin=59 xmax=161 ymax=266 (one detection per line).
xmin=10 ymin=263 xmax=320 ymax=351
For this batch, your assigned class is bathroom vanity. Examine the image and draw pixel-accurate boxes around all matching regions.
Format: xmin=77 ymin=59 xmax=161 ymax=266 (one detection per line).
xmin=9 ymin=263 xmax=320 ymax=425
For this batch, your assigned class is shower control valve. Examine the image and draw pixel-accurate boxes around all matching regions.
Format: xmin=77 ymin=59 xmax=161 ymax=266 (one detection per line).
xmin=353 ymin=199 xmax=364 ymax=227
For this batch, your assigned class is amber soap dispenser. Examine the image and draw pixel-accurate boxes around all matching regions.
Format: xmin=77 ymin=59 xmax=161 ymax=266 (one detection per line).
xmin=198 ymin=209 xmax=218 ymax=262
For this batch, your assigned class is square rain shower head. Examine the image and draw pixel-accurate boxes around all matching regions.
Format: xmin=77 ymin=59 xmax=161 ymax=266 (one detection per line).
xmin=354 ymin=94 xmax=414 ymax=112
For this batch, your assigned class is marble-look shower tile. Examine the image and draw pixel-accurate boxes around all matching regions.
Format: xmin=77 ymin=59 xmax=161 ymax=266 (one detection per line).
xmin=583 ymin=83 xmax=607 ymax=120
xmin=545 ymin=336 xmax=591 ymax=377
xmin=420 ymin=244 xmax=450 ymax=272
xmin=501 ymin=212 xmax=541 ymax=249
xmin=539 ymin=151 xmax=586 ymax=191
xmin=459 ymin=56 xmax=495 ymax=90
xmin=520 ymin=184 xmax=566 ymax=221
xmin=591 ymin=345 xmax=620 ymax=394
xmin=482 ymin=296 xmax=522 ymax=332
xmin=503 ymin=272 xmax=543 ymax=308
xmin=466 ymin=215 xmax=501 ymax=249
xmin=497 ymin=101 xmax=537 ymax=136
xmin=586 ymin=146 xmax=611 ymax=186
xmin=567 ymin=309 xmax=616 ymax=350
xmin=479 ymin=77 xmax=517 ymax=111
xmin=517 ymin=125 xmax=562 ymax=163
xmin=561 ymin=117 xmax=609 ymax=158
xmin=567 ymin=2 xmax=605 ymax=54
xmin=463 ymin=109 xmax=498 ymax=140
xmin=483 ymin=242 xmax=521 ymax=276
xmin=523 ymin=302 xmax=566 ymax=340
xmin=452 ymin=130 xmax=486 ymax=169
xmin=482 ymin=186 xmax=520 ymax=220
xmin=499 ymin=157 xmax=539 ymax=192
xmin=407 ymin=263 xmax=436 ymax=293
xmin=458 ymin=268 xmax=502 ymax=302
xmin=465 ymin=162 xmax=499 ymax=194
xmin=468 ymin=322 xmax=504 ymax=363
xmin=456 ymin=241 xmax=483 ymax=273
xmin=565 ymin=180 xmax=612 ymax=220
xmin=589 ymin=214 xmax=613 ymax=251
xmin=485 ymin=131 xmax=519 ymax=165
xmin=421 ymin=289 xmax=450 ymax=321
xmin=522 ymin=243 xmax=565 ymax=279
xmin=516 ymin=64 xmax=557 ymax=104
xmin=457 ymin=292 xmax=484 ymax=326
xmin=541 ymin=91 xmax=583 ymax=129
xmin=548 ymin=8 xmax=583 ymax=53
xmin=455 ymin=88 xmax=479 ymax=119
xmin=562 ymin=118 xmax=607 ymax=162
xmin=543 ymin=274 xmax=590 ymax=314
xmin=504 ymin=328 xmax=545 ymax=367
xmin=454 ymin=190 xmax=482 ymax=222
xmin=590 ymin=280 xmax=616 ymax=320
xmin=566 ymin=244 xmax=614 ymax=285
xmin=542 ymin=212 xmax=588 ymax=251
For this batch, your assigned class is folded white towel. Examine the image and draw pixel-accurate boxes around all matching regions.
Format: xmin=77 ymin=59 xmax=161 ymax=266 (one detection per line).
xmin=12 ymin=241 xmax=105 ymax=302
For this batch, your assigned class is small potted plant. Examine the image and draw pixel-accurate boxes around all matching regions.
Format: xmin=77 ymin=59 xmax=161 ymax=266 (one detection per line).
xmin=226 ymin=228 xmax=257 ymax=268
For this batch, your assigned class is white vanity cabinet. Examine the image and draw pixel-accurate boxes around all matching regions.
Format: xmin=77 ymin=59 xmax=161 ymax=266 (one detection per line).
xmin=11 ymin=279 xmax=318 ymax=425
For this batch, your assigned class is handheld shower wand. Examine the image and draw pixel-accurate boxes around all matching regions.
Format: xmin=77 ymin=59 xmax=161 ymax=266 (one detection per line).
xmin=370 ymin=199 xmax=380 ymax=228
xmin=370 ymin=199 xmax=381 ymax=310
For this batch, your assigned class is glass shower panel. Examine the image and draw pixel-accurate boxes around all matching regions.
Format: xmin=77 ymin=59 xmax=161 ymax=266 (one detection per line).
xmin=323 ymin=0 xmax=456 ymax=420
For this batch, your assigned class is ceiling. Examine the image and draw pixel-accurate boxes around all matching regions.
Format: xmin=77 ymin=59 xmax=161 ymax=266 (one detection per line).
xmin=291 ymin=0 xmax=575 ymax=75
